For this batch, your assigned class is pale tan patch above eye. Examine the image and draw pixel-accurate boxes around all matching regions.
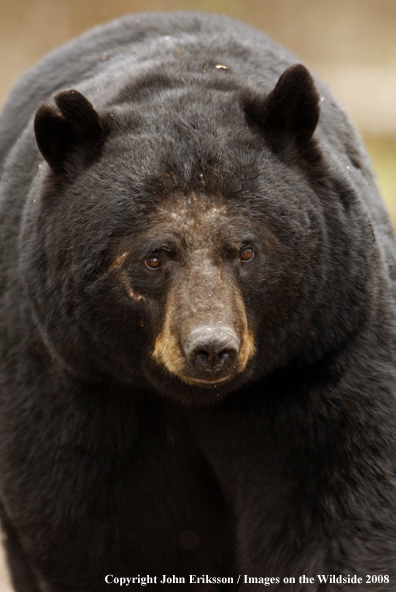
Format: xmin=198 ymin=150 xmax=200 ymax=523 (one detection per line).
xmin=108 ymin=251 xmax=144 ymax=301
xmin=154 ymin=193 xmax=229 ymax=248
xmin=108 ymin=251 xmax=129 ymax=272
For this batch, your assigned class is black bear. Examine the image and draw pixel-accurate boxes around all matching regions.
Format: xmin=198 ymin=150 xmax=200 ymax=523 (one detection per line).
xmin=0 ymin=11 xmax=396 ymax=592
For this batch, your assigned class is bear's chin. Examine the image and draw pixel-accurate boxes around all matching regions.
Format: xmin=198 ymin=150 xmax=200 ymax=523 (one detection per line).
xmin=142 ymin=360 xmax=258 ymax=406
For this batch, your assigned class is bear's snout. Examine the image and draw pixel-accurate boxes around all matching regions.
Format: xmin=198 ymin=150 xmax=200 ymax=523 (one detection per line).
xmin=184 ymin=326 xmax=240 ymax=382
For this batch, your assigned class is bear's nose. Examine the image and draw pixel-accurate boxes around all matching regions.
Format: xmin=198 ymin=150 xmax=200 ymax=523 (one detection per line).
xmin=185 ymin=327 xmax=240 ymax=377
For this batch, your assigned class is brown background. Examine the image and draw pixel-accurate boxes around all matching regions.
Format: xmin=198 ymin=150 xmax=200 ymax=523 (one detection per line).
xmin=0 ymin=0 xmax=395 ymax=588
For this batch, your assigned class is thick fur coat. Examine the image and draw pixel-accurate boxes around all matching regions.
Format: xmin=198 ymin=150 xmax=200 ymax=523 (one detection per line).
xmin=0 ymin=12 xmax=396 ymax=592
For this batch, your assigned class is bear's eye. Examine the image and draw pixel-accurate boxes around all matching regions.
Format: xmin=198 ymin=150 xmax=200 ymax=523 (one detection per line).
xmin=145 ymin=255 xmax=162 ymax=270
xmin=240 ymin=247 xmax=255 ymax=262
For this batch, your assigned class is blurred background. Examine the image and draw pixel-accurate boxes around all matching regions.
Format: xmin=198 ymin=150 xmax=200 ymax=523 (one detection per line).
xmin=0 ymin=0 xmax=395 ymax=587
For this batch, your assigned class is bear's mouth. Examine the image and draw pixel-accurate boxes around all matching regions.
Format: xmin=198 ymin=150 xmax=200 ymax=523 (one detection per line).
xmin=179 ymin=373 xmax=235 ymax=388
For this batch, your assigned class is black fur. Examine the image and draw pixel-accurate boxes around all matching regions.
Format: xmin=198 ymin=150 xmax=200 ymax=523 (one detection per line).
xmin=0 ymin=11 xmax=396 ymax=592
xmin=34 ymin=89 xmax=104 ymax=174
xmin=242 ymin=63 xmax=321 ymax=162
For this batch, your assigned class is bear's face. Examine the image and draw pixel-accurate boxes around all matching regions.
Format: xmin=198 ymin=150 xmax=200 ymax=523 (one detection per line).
xmin=21 ymin=65 xmax=374 ymax=404
xmin=108 ymin=192 xmax=271 ymax=391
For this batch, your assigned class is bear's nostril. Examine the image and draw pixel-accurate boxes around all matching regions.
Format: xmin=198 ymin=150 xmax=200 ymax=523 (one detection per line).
xmin=218 ymin=349 xmax=235 ymax=368
xmin=185 ymin=328 xmax=240 ymax=376
xmin=193 ymin=348 xmax=235 ymax=372
xmin=194 ymin=350 xmax=210 ymax=368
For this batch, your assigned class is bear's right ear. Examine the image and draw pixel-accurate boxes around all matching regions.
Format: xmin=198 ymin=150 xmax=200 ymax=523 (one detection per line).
xmin=242 ymin=64 xmax=321 ymax=162
xmin=34 ymin=89 xmax=103 ymax=174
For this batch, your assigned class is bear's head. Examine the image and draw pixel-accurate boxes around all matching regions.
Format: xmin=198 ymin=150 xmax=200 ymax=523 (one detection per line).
xmin=21 ymin=65 xmax=375 ymax=404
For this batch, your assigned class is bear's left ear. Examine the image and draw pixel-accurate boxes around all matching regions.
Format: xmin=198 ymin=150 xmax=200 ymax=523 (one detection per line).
xmin=34 ymin=89 xmax=104 ymax=174
xmin=243 ymin=64 xmax=321 ymax=161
